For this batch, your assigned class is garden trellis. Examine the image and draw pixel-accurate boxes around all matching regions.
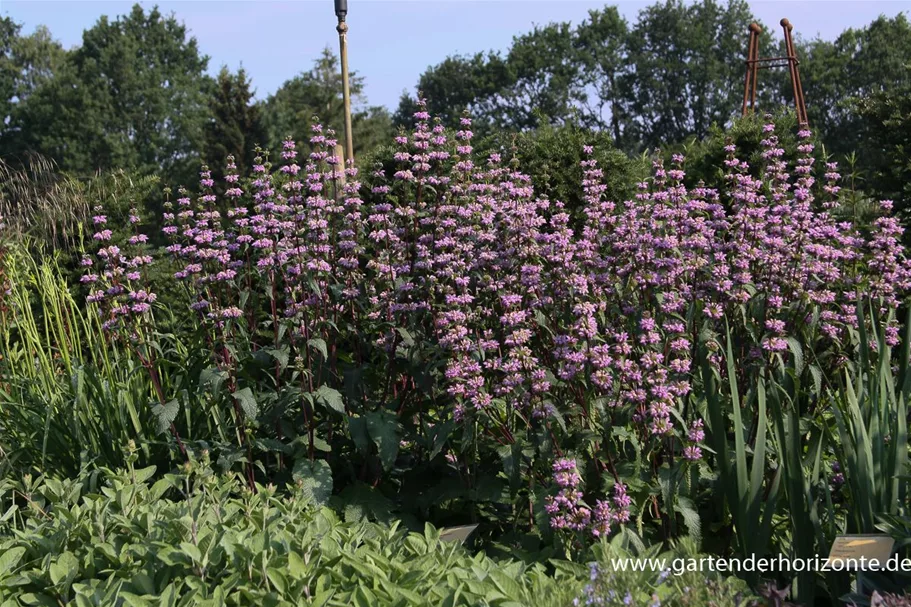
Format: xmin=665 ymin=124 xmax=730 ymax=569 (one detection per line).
xmin=742 ymin=18 xmax=809 ymax=126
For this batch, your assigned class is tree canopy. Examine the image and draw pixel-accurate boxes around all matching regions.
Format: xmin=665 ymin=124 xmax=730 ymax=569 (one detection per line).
xmin=0 ymin=0 xmax=909 ymax=206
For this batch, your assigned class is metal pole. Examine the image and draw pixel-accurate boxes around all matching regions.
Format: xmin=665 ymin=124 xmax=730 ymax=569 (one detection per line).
xmin=741 ymin=25 xmax=756 ymax=116
xmin=749 ymin=26 xmax=760 ymax=111
xmin=336 ymin=10 xmax=354 ymax=164
xmin=741 ymin=24 xmax=761 ymax=116
xmin=782 ymin=19 xmax=808 ymax=125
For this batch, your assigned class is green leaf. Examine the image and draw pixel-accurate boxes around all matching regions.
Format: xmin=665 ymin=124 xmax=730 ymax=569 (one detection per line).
xmin=120 ymin=593 xmax=152 ymax=607
xmin=785 ymin=337 xmax=804 ymax=375
xmin=308 ymin=338 xmax=328 ymax=362
xmin=338 ymin=482 xmax=396 ymax=524
xmin=287 ymin=551 xmax=307 ymax=579
xmin=266 ymin=567 xmax=287 ymax=594
xmin=489 ymin=569 xmax=523 ymax=600
xmin=366 ymin=410 xmax=401 ymax=471
xmin=265 ymin=347 xmax=290 ymax=369
xmin=231 ymin=387 xmax=259 ymax=419
xmin=348 ymin=416 xmax=370 ymax=454
xmin=315 ymin=385 xmax=345 ymax=414
xmin=158 ymin=584 xmax=177 ymax=607
xmin=132 ymin=466 xmax=157 ymax=485
xmin=50 ymin=551 xmax=78 ymax=585
xmin=292 ymin=459 xmax=333 ymax=507
xmin=254 ymin=438 xmax=293 ymax=455
xmin=199 ymin=366 xmax=228 ymax=394
xmin=430 ymin=419 xmax=455 ymax=460
xmin=180 ymin=542 xmax=202 ymax=564
xmin=150 ymin=399 xmax=179 ymax=434
xmin=0 ymin=547 xmax=25 ymax=577
xmin=724 ymin=319 xmax=749 ymax=528
xmin=396 ymin=328 xmax=415 ymax=348
xmin=674 ymin=497 xmax=702 ymax=544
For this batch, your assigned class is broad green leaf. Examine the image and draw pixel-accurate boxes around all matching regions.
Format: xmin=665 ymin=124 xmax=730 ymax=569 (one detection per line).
xmin=180 ymin=542 xmax=202 ymax=564
xmin=287 ymin=551 xmax=307 ymax=579
xmin=430 ymin=419 xmax=455 ymax=460
xmin=315 ymin=385 xmax=345 ymax=414
xmin=292 ymin=459 xmax=333 ymax=507
xmin=366 ymin=410 xmax=401 ymax=471
xmin=0 ymin=547 xmax=25 ymax=577
xmin=199 ymin=367 xmax=228 ymax=394
xmin=49 ymin=551 xmax=78 ymax=585
xmin=231 ymin=387 xmax=259 ymax=419
xmin=308 ymin=338 xmax=328 ymax=362
xmin=132 ymin=466 xmax=157 ymax=485
xmin=120 ymin=593 xmax=152 ymax=607
xmin=266 ymin=567 xmax=287 ymax=594
xmin=674 ymin=497 xmax=701 ymax=544
xmin=264 ymin=347 xmax=290 ymax=369
xmin=348 ymin=416 xmax=370 ymax=454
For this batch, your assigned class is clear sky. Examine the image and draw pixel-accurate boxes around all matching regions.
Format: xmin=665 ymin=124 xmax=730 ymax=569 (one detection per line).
xmin=3 ymin=0 xmax=909 ymax=111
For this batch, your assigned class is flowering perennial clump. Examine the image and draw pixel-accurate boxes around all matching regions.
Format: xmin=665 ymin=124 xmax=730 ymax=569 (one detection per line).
xmin=80 ymin=104 xmax=911 ymax=539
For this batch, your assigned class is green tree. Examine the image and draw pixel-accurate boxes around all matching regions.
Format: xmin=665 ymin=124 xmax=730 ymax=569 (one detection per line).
xmin=393 ymin=52 xmax=511 ymax=132
xmin=398 ymin=0 xmax=763 ymax=152
xmin=0 ymin=17 xmax=21 ymax=127
xmin=573 ymin=7 xmax=631 ymax=144
xmin=798 ymin=14 xmax=911 ymax=158
xmin=396 ymin=25 xmax=583 ymax=134
xmin=3 ymin=5 xmax=210 ymax=184
xmin=497 ymin=22 xmax=583 ymax=130
xmin=262 ymin=47 xmax=391 ymax=160
xmin=0 ymin=19 xmax=67 ymax=161
xmin=623 ymin=0 xmax=762 ymax=150
xmin=203 ymin=66 xmax=265 ymax=178
xmin=851 ymin=72 xmax=911 ymax=224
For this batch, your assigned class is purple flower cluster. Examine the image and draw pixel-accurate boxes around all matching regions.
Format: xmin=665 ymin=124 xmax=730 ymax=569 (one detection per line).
xmin=162 ymin=165 xmax=245 ymax=326
xmin=683 ymin=419 xmax=705 ymax=461
xmin=82 ymin=205 xmax=156 ymax=335
xmin=545 ymin=458 xmax=631 ymax=538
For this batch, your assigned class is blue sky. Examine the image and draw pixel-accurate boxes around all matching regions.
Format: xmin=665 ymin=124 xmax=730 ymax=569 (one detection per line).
xmin=3 ymin=1 xmax=909 ymax=111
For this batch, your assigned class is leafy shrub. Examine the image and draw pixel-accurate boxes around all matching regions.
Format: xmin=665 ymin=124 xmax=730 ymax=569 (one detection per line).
xmin=478 ymin=121 xmax=647 ymax=222
xmin=851 ymin=73 xmax=911 ymax=233
xmin=0 ymin=464 xmax=582 ymax=606
xmin=668 ymin=110 xmax=805 ymax=192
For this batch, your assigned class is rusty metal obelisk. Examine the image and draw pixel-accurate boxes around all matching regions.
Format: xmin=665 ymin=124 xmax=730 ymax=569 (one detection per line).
xmin=742 ymin=19 xmax=808 ymax=126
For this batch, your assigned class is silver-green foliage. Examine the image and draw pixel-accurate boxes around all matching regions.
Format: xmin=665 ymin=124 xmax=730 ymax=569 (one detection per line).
xmin=0 ymin=464 xmax=583 ymax=607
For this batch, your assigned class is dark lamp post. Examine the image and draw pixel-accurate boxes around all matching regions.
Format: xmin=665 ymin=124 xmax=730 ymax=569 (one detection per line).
xmin=335 ymin=0 xmax=354 ymax=164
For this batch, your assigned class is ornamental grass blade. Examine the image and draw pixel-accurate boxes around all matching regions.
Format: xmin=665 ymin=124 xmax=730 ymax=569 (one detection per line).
xmin=746 ymin=378 xmax=768 ymax=530
xmin=723 ymin=319 xmax=749 ymax=525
